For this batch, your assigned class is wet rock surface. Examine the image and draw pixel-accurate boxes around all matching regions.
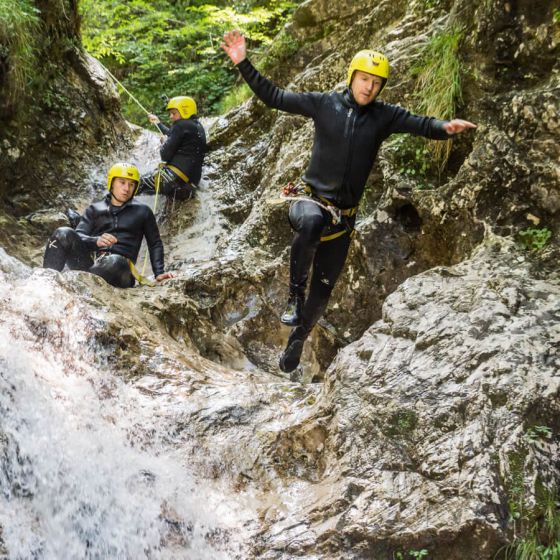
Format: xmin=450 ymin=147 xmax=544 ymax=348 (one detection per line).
xmin=249 ymin=240 xmax=560 ymax=559
xmin=0 ymin=0 xmax=559 ymax=557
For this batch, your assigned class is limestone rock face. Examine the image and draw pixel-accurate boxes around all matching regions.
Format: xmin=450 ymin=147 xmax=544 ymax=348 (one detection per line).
xmin=248 ymin=240 xmax=560 ymax=559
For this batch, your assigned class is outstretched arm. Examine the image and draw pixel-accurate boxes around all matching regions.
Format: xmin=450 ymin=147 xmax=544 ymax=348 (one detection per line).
xmin=387 ymin=104 xmax=477 ymax=140
xmin=221 ymin=30 xmax=321 ymax=118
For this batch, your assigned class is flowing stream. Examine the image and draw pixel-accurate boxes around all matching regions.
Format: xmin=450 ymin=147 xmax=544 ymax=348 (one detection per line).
xmin=0 ymin=249 xmax=254 ymax=559
xmin=0 ymin=124 xmax=254 ymax=559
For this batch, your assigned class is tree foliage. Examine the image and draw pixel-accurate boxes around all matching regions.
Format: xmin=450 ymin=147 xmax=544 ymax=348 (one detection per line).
xmin=79 ymin=0 xmax=299 ymax=123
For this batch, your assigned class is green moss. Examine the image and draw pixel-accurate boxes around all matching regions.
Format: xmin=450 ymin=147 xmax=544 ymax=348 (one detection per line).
xmin=505 ymin=449 xmax=527 ymax=526
xmin=384 ymin=410 xmax=418 ymax=438
xmin=259 ymin=28 xmax=301 ymax=74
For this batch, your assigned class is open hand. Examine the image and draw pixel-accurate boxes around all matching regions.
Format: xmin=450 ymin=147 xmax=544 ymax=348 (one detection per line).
xmin=96 ymin=233 xmax=117 ymax=248
xmin=443 ymin=119 xmax=477 ymax=135
xmin=156 ymin=272 xmax=175 ymax=282
xmin=221 ymin=30 xmax=247 ymax=65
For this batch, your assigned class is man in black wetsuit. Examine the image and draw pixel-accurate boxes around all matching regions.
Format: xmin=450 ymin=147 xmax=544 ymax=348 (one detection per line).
xmin=138 ymin=96 xmax=207 ymax=200
xmin=43 ymin=163 xmax=174 ymax=288
xmin=221 ymin=30 xmax=476 ymax=373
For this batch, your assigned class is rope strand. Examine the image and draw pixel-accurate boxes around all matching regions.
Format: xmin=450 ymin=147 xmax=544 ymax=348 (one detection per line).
xmin=98 ymin=60 xmax=164 ymax=137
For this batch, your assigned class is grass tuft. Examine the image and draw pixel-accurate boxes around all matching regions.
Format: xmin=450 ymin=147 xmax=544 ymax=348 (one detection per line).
xmin=218 ymin=83 xmax=253 ymax=113
xmin=412 ymin=26 xmax=463 ymax=174
xmin=0 ymin=0 xmax=40 ymax=102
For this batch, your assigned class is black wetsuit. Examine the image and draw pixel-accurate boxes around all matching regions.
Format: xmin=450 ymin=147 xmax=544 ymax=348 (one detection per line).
xmin=237 ymin=57 xmax=451 ymax=341
xmin=138 ymin=117 xmax=207 ymax=200
xmin=43 ymin=194 xmax=164 ymax=288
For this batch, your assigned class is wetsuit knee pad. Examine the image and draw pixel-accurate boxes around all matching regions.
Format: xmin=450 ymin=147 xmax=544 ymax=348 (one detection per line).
xmin=289 ymin=202 xmax=326 ymax=240
xmin=90 ymin=254 xmax=135 ymax=289
xmin=53 ymin=226 xmax=80 ymax=250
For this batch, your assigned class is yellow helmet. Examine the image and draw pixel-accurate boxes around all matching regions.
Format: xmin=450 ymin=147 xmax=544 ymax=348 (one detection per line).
xmin=166 ymin=96 xmax=197 ymax=119
xmin=347 ymin=50 xmax=390 ymax=92
xmin=106 ymin=162 xmax=140 ymax=192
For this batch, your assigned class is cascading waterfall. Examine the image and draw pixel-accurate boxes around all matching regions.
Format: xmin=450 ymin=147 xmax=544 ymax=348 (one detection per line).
xmin=0 ymin=248 xmax=250 ymax=559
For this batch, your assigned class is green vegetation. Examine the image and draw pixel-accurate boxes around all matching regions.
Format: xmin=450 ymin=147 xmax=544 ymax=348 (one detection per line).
xmin=499 ymin=485 xmax=560 ymax=560
xmin=388 ymin=135 xmax=434 ymax=190
xmin=553 ymin=9 xmax=560 ymax=24
xmin=526 ymin=426 xmax=553 ymax=442
xmin=79 ymin=0 xmax=299 ymax=123
xmin=218 ymin=83 xmax=252 ymax=113
xmin=498 ymin=427 xmax=560 ymax=560
xmin=384 ymin=409 xmax=418 ymax=438
xmin=411 ymin=26 xmax=463 ymax=174
xmin=0 ymin=0 xmax=40 ymax=102
xmin=394 ymin=549 xmax=429 ymax=559
xmin=517 ymin=228 xmax=552 ymax=251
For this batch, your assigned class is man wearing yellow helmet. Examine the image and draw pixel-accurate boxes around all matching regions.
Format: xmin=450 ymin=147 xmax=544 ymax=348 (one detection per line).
xmin=222 ymin=31 xmax=476 ymax=373
xmin=43 ymin=163 xmax=174 ymax=288
xmin=137 ymin=96 xmax=207 ymax=200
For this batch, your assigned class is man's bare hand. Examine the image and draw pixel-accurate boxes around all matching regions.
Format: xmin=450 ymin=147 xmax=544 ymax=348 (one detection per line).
xmin=443 ymin=119 xmax=477 ymax=135
xmin=148 ymin=113 xmax=160 ymax=125
xmin=156 ymin=272 xmax=175 ymax=282
xmin=221 ymin=30 xmax=247 ymax=65
xmin=96 ymin=233 xmax=118 ymax=248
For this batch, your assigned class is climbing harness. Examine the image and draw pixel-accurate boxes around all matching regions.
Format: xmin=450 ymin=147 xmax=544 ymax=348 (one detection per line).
xmin=268 ymin=181 xmax=358 ymax=242
xmin=268 ymin=181 xmax=342 ymax=224
xmin=166 ymin=164 xmax=189 ymax=184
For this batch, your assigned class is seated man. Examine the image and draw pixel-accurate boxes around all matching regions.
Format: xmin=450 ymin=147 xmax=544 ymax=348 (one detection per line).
xmin=43 ymin=163 xmax=173 ymax=288
xmin=138 ymin=96 xmax=207 ymax=201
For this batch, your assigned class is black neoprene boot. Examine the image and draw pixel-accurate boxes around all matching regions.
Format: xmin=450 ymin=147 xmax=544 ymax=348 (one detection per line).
xmin=279 ymin=326 xmax=307 ymax=373
xmin=280 ymin=294 xmax=303 ymax=326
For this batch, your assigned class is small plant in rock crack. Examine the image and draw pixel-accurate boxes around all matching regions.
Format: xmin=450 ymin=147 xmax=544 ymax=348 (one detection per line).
xmin=517 ymin=227 xmax=552 ymax=251
xmin=394 ymin=549 xmax=429 ymax=559
xmin=525 ymin=425 xmax=553 ymax=442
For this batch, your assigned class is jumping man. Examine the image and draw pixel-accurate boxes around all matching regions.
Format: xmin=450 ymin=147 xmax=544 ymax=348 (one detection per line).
xmin=221 ymin=30 xmax=476 ymax=373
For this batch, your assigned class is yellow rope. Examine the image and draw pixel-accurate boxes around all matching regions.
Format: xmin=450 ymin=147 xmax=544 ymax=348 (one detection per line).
xmin=128 ymin=260 xmax=156 ymax=287
xmin=98 ymin=60 xmax=164 ymax=137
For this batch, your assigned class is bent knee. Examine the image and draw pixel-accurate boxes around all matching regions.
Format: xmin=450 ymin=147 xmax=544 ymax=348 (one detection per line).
xmin=291 ymin=212 xmax=325 ymax=241
xmin=52 ymin=226 xmax=78 ymax=247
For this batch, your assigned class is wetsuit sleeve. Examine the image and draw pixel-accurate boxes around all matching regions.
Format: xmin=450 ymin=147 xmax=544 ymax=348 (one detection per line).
xmin=237 ymin=58 xmax=321 ymax=118
xmin=160 ymin=123 xmax=184 ymax=162
xmin=75 ymin=205 xmax=100 ymax=250
xmin=143 ymin=210 xmax=165 ymax=276
xmin=156 ymin=123 xmax=170 ymax=135
xmin=385 ymin=104 xmax=451 ymax=140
